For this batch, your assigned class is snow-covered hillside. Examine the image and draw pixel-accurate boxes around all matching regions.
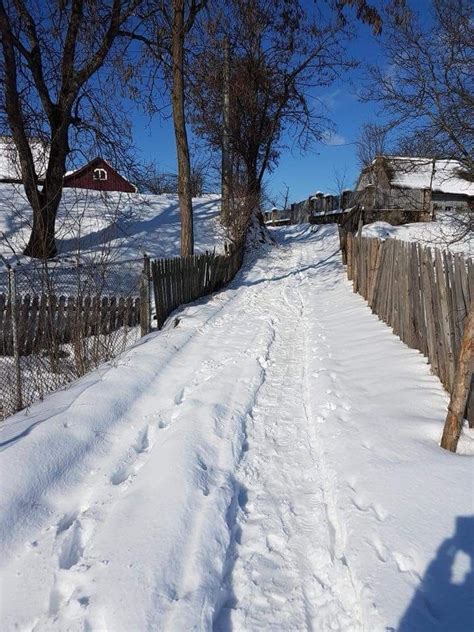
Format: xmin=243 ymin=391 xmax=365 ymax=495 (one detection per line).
xmin=0 ymin=224 xmax=472 ymax=631
xmin=362 ymin=214 xmax=473 ymax=255
xmin=0 ymin=184 xmax=226 ymax=265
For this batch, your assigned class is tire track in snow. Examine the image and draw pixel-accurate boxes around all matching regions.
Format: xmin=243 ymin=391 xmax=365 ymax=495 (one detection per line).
xmin=296 ymin=270 xmax=366 ymax=631
xmin=215 ymin=239 xmax=365 ymax=631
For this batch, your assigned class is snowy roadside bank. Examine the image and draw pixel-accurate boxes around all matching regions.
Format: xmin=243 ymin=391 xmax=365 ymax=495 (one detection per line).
xmin=0 ymin=224 xmax=472 ymax=631
xmin=0 ymin=185 xmax=226 ymax=264
xmin=362 ymin=214 xmax=473 ymax=255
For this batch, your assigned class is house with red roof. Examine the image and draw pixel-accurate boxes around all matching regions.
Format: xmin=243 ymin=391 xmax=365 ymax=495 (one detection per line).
xmin=63 ymin=157 xmax=137 ymax=193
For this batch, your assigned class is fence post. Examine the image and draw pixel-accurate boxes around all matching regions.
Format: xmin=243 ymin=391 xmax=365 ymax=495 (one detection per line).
xmin=9 ymin=267 xmax=23 ymax=412
xmin=140 ymin=254 xmax=151 ymax=336
xmin=440 ymin=308 xmax=474 ymax=452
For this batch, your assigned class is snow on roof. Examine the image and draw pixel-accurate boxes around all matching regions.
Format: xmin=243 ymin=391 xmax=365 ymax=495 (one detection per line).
xmin=65 ymin=157 xmax=114 ymax=179
xmin=381 ymin=156 xmax=474 ymax=196
xmin=0 ymin=136 xmax=48 ymax=180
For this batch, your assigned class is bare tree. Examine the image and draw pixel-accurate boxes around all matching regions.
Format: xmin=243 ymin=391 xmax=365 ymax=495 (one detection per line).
xmin=0 ymin=0 xmax=144 ymax=259
xmin=356 ymin=122 xmax=390 ymax=168
xmin=277 ymin=184 xmax=291 ymax=213
xmin=133 ymin=162 xmax=179 ymax=194
xmin=189 ymin=0 xmax=381 ymax=236
xmin=171 ymin=0 xmax=198 ymax=255
xmin=367 ymin=0 xmax=474 ymax=180
xmin=125 ymin=0 xmax=208 ymax=256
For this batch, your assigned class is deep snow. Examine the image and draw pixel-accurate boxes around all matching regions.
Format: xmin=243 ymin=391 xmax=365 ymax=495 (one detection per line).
xmin=0 ymin=224 xmax=472 ymax=631
xmin=362 ymin=215 xmax=473 ymax=255
xmin=0 ymin=184 xmax=226 ymax=265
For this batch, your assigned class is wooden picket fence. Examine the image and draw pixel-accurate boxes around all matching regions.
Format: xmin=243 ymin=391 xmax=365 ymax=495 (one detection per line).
xmin=343 ymin=232 xmax=473 ymax=421
xmin=151 ymin=244 xmax=244 ymax=328
xmin=0 ymin=293 xmax=141 ymax=356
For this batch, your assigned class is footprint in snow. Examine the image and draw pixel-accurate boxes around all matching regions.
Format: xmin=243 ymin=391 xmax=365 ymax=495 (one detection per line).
xmin=393 ymin=551 xmax=421 ymax=579
xmin=134 ymin=425 xmax=153 ymax=453
xmin=370 ymin=537 xmax=389 ymax=563
xmin=56 ymin=511 xmax=79 ymax=536
xmin=174 ymin=388 xmax=186 ymax=405
xmin=197 ymin=456 xmax=208 ymax=471
xmin=351 ymin=496 xmax=387 ymax=522
xmin=111 ymin=426 xmax=156 ymax=487
xmin=266 ymin=533 xmax=287 ymax=554
xmin=58 ymin=519 xmax=85 ymax=570
xmin=110 ymin=466 xmax=132 ymax=486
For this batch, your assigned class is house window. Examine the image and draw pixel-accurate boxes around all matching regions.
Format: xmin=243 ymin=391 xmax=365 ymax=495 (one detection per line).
xmin=93 ymin=168 xmax=107 ymax=181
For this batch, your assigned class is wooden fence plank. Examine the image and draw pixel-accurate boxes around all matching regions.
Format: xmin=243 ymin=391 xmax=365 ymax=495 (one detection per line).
xmin=148 ymin=245 xmax=243 ymax=331
xmin=435 ymin=250 xmax=455 ymax=390
xmin=342 ymin=234 xmax=472 ymax=425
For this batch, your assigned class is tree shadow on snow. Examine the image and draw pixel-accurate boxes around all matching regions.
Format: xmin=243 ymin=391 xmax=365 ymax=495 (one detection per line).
xmin=237 ymin=250 xmax=342 ymax=289
xmin=397 ymin=515 xmax=474 ymax=632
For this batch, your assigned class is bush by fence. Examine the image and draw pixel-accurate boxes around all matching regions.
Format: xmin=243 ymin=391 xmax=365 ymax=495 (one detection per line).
xmin=0 ymin=244 xmax=244 ymax=421
xmin=341 ymin=232 xmax=473 ymax=423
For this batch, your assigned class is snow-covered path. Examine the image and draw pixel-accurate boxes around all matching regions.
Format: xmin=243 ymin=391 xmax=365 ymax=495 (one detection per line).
xmin=215 ymin=246 xmax=364 ymax=631
xmin=1 ymin=225 xmax=472 ymax=631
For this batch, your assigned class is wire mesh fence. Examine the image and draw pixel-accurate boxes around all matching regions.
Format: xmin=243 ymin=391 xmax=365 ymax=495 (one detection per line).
xmin=0 ymin=243 xmax=244 ymax=422
xmin=0 ymin=257 xmax=148 ymax=421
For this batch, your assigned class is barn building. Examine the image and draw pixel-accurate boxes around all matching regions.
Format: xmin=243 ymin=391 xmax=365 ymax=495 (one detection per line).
xmin=354 ymin=156 xmax=474 ymax=217
xmin=63 ymin=157 xmax=137 ymax=193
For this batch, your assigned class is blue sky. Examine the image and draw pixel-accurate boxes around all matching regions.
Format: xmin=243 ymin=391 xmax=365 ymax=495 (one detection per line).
xmin=131 ymin=2 xmax=393 ymax=205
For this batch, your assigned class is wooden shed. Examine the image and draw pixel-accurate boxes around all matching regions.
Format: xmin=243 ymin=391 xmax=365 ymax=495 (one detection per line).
xmin=63 ymin=157 xmax=137 ymax=193
xmin=354 ymin=156 xmax=474 ymax=216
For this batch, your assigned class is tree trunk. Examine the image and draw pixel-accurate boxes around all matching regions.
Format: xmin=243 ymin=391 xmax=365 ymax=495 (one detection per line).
xmin=172 ymin=0 xmax=193 ymax=257
xmin=247 ymin=167 xmax=264 ymax=232
xmin=23 ymin=193 xmax=60 ymax=258
xmin=23 ymin=128 xmax=69 ymax=259
xmin=221 ymin=36 xmax=231 ymax=226
xmin=440 ymin=308 xmax=474 ymax=452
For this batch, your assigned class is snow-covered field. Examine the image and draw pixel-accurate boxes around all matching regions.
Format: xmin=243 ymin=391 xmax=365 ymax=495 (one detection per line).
xmin=0 ymin=224 xmax=472 ymax=631
xmin=362 ymin=214 xmax=473 ymax=255
xmin=0 ymin=184 xmax=226 ymax=265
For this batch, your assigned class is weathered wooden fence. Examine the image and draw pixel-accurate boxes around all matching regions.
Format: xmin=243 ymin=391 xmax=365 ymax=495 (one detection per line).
xmin=309 ymin=210 xmax=348 ymax=226
xmin=0 ymin=258 xmax=147 ymax=421
xmin=151 ymin=244 xmax=244 ymax=328
xmin=343 ymin=232 xmax=473 ymax=422
xmin=0 ymin=293 xmax=141 ymax=356
xmin=0 ymin=244 xmax=245 ymax=421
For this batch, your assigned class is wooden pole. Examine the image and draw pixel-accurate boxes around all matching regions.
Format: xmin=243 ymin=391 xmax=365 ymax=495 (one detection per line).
xmin=440 ymin=308 xmax=474 ymax=452
xmin=9 ymin=267 xmax=23 ymax=411
xmin=140 ymin=254 xmax=151 ymax=336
